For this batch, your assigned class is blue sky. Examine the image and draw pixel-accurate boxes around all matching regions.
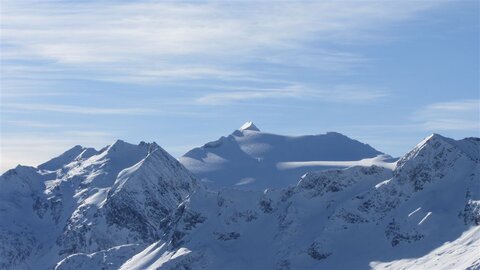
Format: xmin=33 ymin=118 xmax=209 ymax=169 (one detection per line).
xmin=1 ymin=0 xmax=479 ymax=172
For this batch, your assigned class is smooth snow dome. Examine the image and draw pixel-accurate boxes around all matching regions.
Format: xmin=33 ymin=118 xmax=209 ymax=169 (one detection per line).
xmin=180 ymin=122 xmax=392 ymax=190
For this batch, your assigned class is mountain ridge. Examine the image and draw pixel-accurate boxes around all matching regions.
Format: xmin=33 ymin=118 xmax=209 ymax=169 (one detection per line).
xmin=116 ymin=133 xmax=480 ymax=269
xmin=0 ymin=131 xmax=478 ymax=269
xmin=0 ymin=140 xmax=196 ymax=269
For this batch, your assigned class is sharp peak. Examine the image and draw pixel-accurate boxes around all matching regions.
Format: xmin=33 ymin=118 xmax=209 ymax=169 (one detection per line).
xmin=414 ymin=133 xmax=455 ymax=150
xmin=71 ymin=144 xmax=84 ymax=149
xmin=108 ymin=139 xmax=160 ymax=152
xmin=427 ymin=133 xmax=446 ymax=139
xmin=110 ymin=139 xmax=130 ymax=146
xmin=239 ymin=121 xmax=260 ymax=132
xmin=37 ymin=144 xmax=91 ymax=171
xmin=62 ymin=144 xmax=86 ymax=153
xmin=109 ymin=139 xmax=156 ymax=147
xmin=423 ymin=133 xmax=450 ymax=143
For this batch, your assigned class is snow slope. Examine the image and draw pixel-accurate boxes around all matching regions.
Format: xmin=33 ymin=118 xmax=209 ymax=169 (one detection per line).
xmin=180 ymin=122 xmax=390 ymax=190
xmin=119 ymin=134 xmax=480 ymax=270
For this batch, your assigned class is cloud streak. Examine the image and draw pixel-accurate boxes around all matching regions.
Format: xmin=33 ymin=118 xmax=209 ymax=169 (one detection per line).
xmin=196 ymin=84 xmax=388 ymax=105
xmin=1 ymin=1 xmax=442 ymax=83
xmin=2 ymin=120 xmax=62 ymax=128
xmin=415 ymin=99 xmax=480 ymax=131
xmin=2 ymin=103 xmax=159 ymax=115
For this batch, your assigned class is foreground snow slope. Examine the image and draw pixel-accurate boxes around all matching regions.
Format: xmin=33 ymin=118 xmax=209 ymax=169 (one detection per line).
xmin=0 ymin=140 xmax=196 ymax=269
xmin=180 ymin=122 xmax=389 ymax=190
xmin=120 ymin=134 xmax=480 ymax=270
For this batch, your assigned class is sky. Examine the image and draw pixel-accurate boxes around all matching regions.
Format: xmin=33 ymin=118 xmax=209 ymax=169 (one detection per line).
xmin=1 ymin=0 xmax=479 ymax=172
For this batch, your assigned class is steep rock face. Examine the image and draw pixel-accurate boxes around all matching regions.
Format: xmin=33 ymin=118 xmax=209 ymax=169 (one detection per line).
xmin=0 ymin=166 xmax=50 ymax=269
xmin=346 ymin=134 xmax=480 ymax=222
xmin=180 ymin=122 xmax=386 ymax=190
xmin=0 ymin=140 xmax=196 ymax=270
xmin=103 ymin=147 xmax=196 ymax=246
xmin=394 ymin=134 xmax=477 ymax=191
xmin=121 ymin=134 xmax=480 ymax=270
xmin=297 ymin=165 xmax=392 ymax=198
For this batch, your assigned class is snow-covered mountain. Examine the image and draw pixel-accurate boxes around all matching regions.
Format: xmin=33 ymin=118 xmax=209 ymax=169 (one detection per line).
xmin=180 ymin=122 xmax=392 ymax=190
xmin=1 ymin=131 xmax=479 ymax=270
xmin=0 ymin=140 xmax=196 ymax=269
xmin=114 ymin=134 xmax=480 ymax=270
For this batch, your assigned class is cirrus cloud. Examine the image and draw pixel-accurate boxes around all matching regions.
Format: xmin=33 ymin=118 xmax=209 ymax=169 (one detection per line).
xmin=415 ymin=99 xmax=480 ymax=131
xmin=1 ymin=0 xmax=443 ymax=83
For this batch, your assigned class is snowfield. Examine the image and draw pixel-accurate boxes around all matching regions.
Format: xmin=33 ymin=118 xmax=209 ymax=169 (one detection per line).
xmin=0 ymin=123 xmax=478 ymax=270
xmin=180 ymin=122 xmax=388 ymax=190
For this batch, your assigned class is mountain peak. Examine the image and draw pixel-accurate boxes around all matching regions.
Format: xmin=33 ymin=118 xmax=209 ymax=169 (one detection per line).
xmin=415 ymin=133 xmax=479 ymax=162
xmin=103 ymin=140 xmax=160 ymax=160
xmin=109 ymin=139 xmax=129 ymax=148
xmin=239 ymin=121 xmax=260 ymax=132
xmin=426 ymin=133 xmax=447 ymax=141
xmin=416 ymin=133 xmax=452 ymax=149
xmin=38 ymin=145 xmax=87 ymax=171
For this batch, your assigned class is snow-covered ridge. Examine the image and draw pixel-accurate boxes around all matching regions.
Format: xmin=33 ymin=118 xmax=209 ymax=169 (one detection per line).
xmin=1 ymin=131 xmax=479 ymax=270
xmin=0 ymin=140 xmax=195 ymax=269
xmin=38 ymin=145 xmax=98 ymax=171
xmin=117 ymin=133 xmax=480 ymax=270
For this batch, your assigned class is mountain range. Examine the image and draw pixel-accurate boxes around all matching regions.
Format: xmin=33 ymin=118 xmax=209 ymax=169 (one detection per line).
xmin=1 ymin=122 xmax=479 ymax=269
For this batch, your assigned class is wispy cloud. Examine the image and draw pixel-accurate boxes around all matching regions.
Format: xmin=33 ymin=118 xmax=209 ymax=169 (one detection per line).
xmin=2 ymin=120 xmax=62 ymax=128
xmin=1 ymin=1 xmax=442 ymax=83
xmin=196 ymin=84 xmax=388 ymax=105
xmin=415 ymin=99 xmax=480 ymax=131
xmin=0 ymin=0 xmax=458 ymax=172
xmin=196 ymin=85 xmax=303 ymax=105
xmin=262 ymin=49 xmax=367 ymax=72
xmin=426 ymin=100 xmax=479 ymax=112
xmin=2 ymin=103 xmax=159 ymax=115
